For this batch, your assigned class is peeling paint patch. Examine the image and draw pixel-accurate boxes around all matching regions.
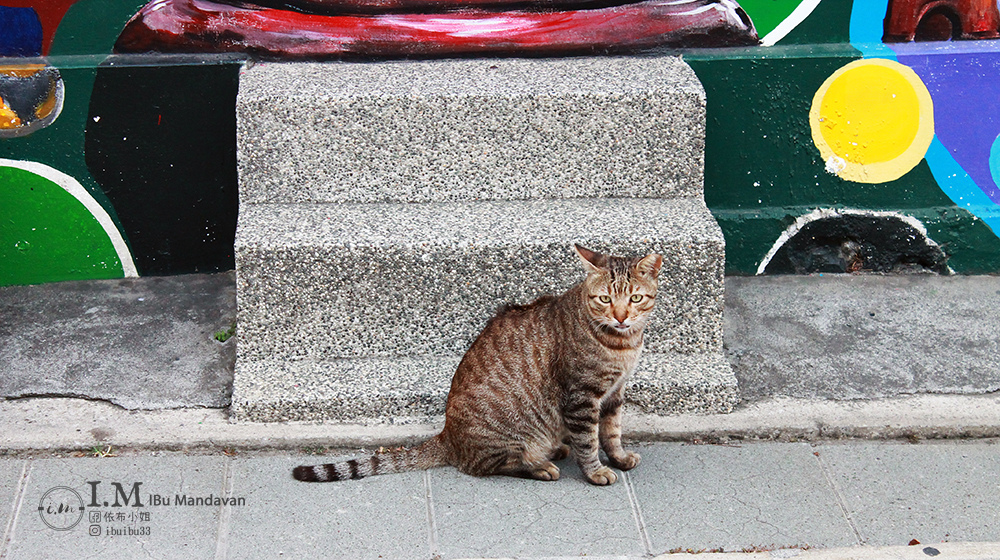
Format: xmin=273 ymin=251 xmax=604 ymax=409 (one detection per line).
xmin=824 ymin=155 xmax=846 ymax=175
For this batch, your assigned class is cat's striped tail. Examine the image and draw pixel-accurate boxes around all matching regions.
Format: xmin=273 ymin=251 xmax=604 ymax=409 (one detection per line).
xmin=292 ymin=434 xmax=450 ymax=482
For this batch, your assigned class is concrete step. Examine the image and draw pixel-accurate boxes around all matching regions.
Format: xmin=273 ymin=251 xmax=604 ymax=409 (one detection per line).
xmin=235 ymin=197 xmax=724 ymax=360
xmin=232 ymin=352 xmax=738 ymax=423
xmin=233 ymin=56 xmax=734 ymax=423
xmin=233 ymin=196 xmax=734 ymax=422
xmin=236 ymin=56 xmax=705 ymax=205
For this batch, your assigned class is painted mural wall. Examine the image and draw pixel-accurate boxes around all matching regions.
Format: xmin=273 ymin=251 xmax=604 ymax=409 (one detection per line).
xmin=2 ymin=0 xmax=1000 ymax=285
xmin=0 ymin=0 xmax=240 ymax=286
xmin=691 ymin=0 xmax=1000 ymax=274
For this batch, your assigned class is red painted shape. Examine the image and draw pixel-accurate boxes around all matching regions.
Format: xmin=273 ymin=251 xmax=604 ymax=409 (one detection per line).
xmin=2 ymin=0 xmax=80 ymax=55
xmin=217 ymin=0 xmax=636 ymax=14
xmin=115 ymin=0 xmax=758 ymax=59
xmin=884 ymin=0 xmax=1000 ymax=42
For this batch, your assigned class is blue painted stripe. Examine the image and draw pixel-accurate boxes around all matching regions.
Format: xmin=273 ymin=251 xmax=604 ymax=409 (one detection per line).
xmin=848 ymin=0 xmax=895 ymax=58
xmin=925 ymin=138 xmax=1000 ymax=233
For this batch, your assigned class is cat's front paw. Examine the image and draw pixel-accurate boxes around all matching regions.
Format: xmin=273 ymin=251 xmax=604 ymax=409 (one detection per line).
xmin=609 ymin=451 xmax=641 ymax=471
xmin=585 ymin=466 xmax=618 ymax=486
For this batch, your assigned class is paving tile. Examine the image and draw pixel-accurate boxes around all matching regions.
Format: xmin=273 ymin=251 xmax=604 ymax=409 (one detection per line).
xmin=432 ymin=459 xmax=645 ymax=559
xmin=630 ymin=442 xmax=856 ymax=553
xmin=0 ymin=459 xmax=26 ymax=551
xmin=6 ymin=455 xmax=226 ymax=560
xmin=225 ymin=455 xmax=430 ymax=560
xmin=0 ymin=459 xmax=25 ymax=507
xmin=817 ymin=441 xmax=1000 ymax=545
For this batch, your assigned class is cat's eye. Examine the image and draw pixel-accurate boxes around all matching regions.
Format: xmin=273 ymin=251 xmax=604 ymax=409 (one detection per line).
xmin=598 ymin=295 xmax=612 ymax=304
xmin=630 ymin=294 xmax=643 ymax=303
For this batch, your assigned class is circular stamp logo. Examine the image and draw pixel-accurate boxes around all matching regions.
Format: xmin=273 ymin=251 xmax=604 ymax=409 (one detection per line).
xmin=38 ymin=486 xmax=85 ymax=531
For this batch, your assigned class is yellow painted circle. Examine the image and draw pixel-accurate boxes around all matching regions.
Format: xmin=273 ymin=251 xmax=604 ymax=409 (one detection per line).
xmin=809 ymin=58 xmax=934 ymax=184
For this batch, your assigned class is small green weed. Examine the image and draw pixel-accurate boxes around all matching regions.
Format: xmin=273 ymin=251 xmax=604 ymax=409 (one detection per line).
xmin=214 ymin=322 xmax=236 ymax=343
xmin=302 ymin=446 xmax=327 ymax=455
xmin=90 ymin=445 xmax=117 ymax=458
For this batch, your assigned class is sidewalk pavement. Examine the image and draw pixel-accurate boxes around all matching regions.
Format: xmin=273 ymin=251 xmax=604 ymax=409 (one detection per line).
xmin=2 ymin=440 xmax=1000 ymax=559
xmin=2 ymin=272 xmax=1000 ymax=559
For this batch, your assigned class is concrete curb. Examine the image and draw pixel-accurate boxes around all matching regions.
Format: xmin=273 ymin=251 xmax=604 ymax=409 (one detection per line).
xmin=448 ymin=542 xmax=1000 ymax=559
xmin=2 ymin=393 xmax=998 ymax=454
xmin=626 ymin=393 xmax=1000 ymax=441
xmin=655 ymin=542 xmax=1000 ymax=559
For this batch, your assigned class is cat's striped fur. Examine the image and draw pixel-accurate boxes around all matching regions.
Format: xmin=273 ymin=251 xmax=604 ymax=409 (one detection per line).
xmin=293 ymin=244 xmax=662 ymax=485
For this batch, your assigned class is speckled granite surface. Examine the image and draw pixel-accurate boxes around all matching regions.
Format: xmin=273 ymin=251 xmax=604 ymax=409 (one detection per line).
xmin=235 ymin=198 xmax=723 ymax=360
xmin=237 ymin=56 xmax=704 ymax=205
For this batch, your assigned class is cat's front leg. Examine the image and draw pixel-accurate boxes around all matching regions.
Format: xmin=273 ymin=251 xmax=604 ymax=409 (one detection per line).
xmin=563 ymin=395 xmax=618 ymax=485
xmin=600 ymin=389 xmax=640 ymax=471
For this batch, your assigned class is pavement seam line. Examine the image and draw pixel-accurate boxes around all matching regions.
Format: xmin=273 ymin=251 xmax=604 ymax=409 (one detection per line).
xmin=424 ymin=469 xmax=439 ymax=558
xmin=0 ymin=461 xmax=29 ymax=559
xmin=622 ymin=471 xmax=653 ymax=556
xmin=811 ymin=449 xmax=864 ymax=545
xmin=213 ymin=459 xmax=235 ymax=560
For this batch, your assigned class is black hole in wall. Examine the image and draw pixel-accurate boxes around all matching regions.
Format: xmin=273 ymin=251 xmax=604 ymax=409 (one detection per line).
xmin=763 ymin=214 xmax=950 ymax=275
xmin=914 ymin=7 xmax=960 ymax=41
xmin=85 ymin=61 xmax=240 ymax=276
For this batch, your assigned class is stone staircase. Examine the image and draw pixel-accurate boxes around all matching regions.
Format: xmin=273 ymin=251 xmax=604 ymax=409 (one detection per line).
xmin=232 ymin=56 xmax=738 ymax=423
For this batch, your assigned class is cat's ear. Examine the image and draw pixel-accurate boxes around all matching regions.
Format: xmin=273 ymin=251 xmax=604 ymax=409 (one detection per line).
xmin=636 ymin=253 xmax=663 ymax=278
xmin=574 ymin=244 xmax=606 ymax=273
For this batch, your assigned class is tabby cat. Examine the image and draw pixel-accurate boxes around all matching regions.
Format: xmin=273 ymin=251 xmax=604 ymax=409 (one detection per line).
xmin=293 ymin=244 xmax=662 ymax=485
